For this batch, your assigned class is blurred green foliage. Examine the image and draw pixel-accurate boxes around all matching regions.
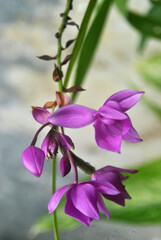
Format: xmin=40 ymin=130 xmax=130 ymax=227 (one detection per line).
xmin=137 ymin=54 xmax=161 ymax=120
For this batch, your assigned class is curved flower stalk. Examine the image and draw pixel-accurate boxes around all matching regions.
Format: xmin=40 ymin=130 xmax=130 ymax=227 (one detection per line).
xmin=48 ymin=89 xmax=144 ymax=153
xmin=48 ymin=165 xmax=137 ymax=226
xmin=22 ymin=107 xmax=74 ymax=177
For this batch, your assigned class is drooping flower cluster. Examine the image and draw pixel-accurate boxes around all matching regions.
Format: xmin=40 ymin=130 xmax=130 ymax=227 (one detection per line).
xmin=22 ymin=106 xmax=74 ymax=177
xmin=22 ymin=89 xmax=144 ymax=226
xmin=48 ymin=166 xmax=137 ymax=226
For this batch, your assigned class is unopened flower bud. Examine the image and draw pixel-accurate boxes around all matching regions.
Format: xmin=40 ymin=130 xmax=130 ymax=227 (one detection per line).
xmin=59 ymin=156 xmax=71 ymax=177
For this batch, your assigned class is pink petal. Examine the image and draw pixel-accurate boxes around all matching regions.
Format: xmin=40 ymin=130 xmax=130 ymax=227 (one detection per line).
xmin=21 ymin=146 xmax=45 ymax=177
xmin=32 ymin=107 xmax=51 ymax=124
xmin=48 ymin=184 xmax=72 ymax=214
xmin=65 ymin=189 xmax=92 ymax=226
xmin=93 ymin=119 xmax=122 ymax=153
xmin=103 ymin=193 xmax=129 ymax=206
xmin=123 ymin=126 xmax=142 ymax=142
xmin=59 ymin=156 xmax=71 ymax=177
xmin=54 ymin=130 xmax=74 ymax=149
xmin=98 ymin=103 xmax=127 ymax=120
xmin=48 ymin=104 xmax=97 ymax=128
xmin=93 ymin=166 xmax=137 ymax=177
xmin=97 ymin=193 xmax=111 ymax=220
xmin=104 ymin=90 xmax=144 ymax=111
xmin=102 ymin=116 xmax=131 ymax=137
xmin=70 ymin=184 xmax=100 ymax=220
xmin=90 ymin=180 xmax=120 ymax=195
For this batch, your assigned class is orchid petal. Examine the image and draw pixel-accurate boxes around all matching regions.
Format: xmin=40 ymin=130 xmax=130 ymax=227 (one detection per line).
xmin=48 ymin=104 xmax=97 ymax=128
xmin=90 ymin=180 xmax=120 ymax=195
xmin=103 ymin=193 xmax=128 ymax=206
xmin=32 ymin=107 xmax=51 ymax=124
xmin=70 ymin=184 xmax=100 ymax=220
xmin=65 ymin=189 xmax=92 ymax=226
xmin=104 ymin=89 xmax=144 ymax=112
xmin=93 ymin=119 xmax=122 ymax=153
xmin=123 ymin=126 xmax=142 ymax=142
xmin=97 ymin=193 xmax=111 ymax=220
xmin=98 ymin=103 xmax=127 ymax=120
xmin=22 ymin=146 xmax=45 ymax=177
xmin=48 ymin=184 xmax=72 ymax=214
xmin=101 ymin=116 xmax=131 ymax=137
xmin=54 ymin=130 xmax=74 ymax=149
xmin=93 ymin=166 xmax=137 ymax=177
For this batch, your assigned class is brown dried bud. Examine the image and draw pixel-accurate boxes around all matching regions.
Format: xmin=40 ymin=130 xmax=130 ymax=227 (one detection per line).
xmin=65 ymin=39 xmax=75 ymax=49
xmin=60 ymin=13 xmax=71 ymax=21
xmin=55 ymin=32 xmax=61 ymax=39
xmin=56 ymin=92 xmax=70 ymax=108
xmin=61 ymin=54 xmax=72 ymax=66
xmin=43 ymin=101 xmax=56 ymax=109
xmin=63 ymin=86 xmax=85 ymax=93
xmin=67 ymin=21 xmax=79 ymax=30
xmin=53 ymin=65 xmax=63 ymax=82
xmin=37 ymin=55 xmax=57 ymax=61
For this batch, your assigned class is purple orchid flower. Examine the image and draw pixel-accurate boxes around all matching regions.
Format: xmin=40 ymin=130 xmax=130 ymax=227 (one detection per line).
xmin=48 ymin=90 xmax=144 ymax=153
xmin=48 ymin=180 xmax=120 ymax=226
xmin=22 ymin=107 xmax=74 ymax=177
xmin=92 ymin=166 xmax=137 ymax=206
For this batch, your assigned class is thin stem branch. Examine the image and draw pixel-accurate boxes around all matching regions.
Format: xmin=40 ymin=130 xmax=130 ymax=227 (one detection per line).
xmin=30 ymin=122 xmax=50 ymax=146
xmin=57 ymin=0 xmax=73 ymax=92
xmin=52 ymin=157 xmax=59 ymax=240
xmin=52 ymin=2 xmax=73 ymax=238
xmin=67 ymin=149 xmax=78 ymax=183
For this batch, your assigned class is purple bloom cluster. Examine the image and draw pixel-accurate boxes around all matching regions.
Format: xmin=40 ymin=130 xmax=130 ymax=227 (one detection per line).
xmin=48 ymin=90 xmax=144 ymax=153
xmin=48 ymin=166 xmax=137 ymax=226
xmin=22 ymin=89 xmax=144 ymax=226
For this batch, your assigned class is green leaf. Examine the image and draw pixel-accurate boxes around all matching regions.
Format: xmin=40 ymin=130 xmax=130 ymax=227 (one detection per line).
xmin=102 ymin=157 xmax=161 ymax=224
xmin=71 ymin=0 xmax=113 ymax=102
xmin=138 ymin=4 xmax=161 ymax=51
xmin=150 ymin=0 xmax=161 ymax=5
xmin=30 ymin=200 xmax=80 ymax=237
xmin=115 ymin=0 xmax=128 ymax=16
xmin=137 ymin=54 xmax=161 ymax=89
xmin=63 ymin=0 xmax=98 ymax=88
xmin=137 ymin=35 xmax=147 ymax=53
xmin=127 ymin=11 xmax=161 ymax=39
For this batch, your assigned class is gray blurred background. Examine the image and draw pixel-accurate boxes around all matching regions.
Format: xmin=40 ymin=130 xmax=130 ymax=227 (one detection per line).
xmin=1 ymin=0 xmax=161 ymax=239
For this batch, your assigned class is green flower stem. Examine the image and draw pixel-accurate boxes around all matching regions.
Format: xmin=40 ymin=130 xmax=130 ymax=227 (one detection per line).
xmin=57 ymin=0 xmax=73 ymax=92
xmin=52 ymin=1 xmax=73 ymax=238
xmin=52 ymin=157 xmax=59 ymax=240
